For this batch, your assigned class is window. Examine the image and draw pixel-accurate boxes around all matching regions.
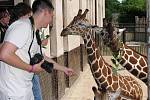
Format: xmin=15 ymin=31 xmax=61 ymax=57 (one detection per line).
xmin=0 ymin=0 xmax=14 ymax=6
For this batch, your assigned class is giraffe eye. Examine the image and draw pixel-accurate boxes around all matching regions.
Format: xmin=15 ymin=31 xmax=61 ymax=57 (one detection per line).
xmin=78 ymin=23 xmax=84 ymax=26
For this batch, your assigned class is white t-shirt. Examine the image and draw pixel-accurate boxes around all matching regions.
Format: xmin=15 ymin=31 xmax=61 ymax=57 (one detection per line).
xmin=0 ymin=18 xmax=40 ymax=100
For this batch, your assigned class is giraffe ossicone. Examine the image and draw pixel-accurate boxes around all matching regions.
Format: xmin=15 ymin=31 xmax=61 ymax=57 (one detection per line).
xmin=61 ymin=9 xmax=143 ymax=100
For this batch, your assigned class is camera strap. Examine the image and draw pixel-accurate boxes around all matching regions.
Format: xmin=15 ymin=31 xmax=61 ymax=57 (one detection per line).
xmin=35 ymin=30 xmax=43 ymax=55
xmin=28 ymin=16 xmax=43 ymax=60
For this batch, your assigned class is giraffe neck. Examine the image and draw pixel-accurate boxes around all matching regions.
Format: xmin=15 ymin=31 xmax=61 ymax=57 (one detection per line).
xmin=119 ymin=44 xmax=148 ymax=83
xmin=83 ymin=30 xmax=113 ymax=90
xmin=105 ymin=35 xmax=148 ymax=83
xmin=83 ymin=33 xmax=143 ymax=99
xmin=83 ymin=30 xmax=101 ymax=66
xmin=80 ymin=31 xmax=143 ymax=99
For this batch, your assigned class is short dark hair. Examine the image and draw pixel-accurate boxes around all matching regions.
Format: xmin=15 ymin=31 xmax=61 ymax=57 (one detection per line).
xmin=10 ymin=2 xmax=32 ymax=24
xmin=32 ymin=0 xmax=54 ymax=13
xmin=13 ymin=2 xmax=32 ymax=18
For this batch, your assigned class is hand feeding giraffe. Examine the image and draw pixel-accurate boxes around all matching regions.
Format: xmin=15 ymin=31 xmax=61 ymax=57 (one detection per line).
xmin=61 ymin=9 xmax=143 ymax=100
xmin=98 ymin=21 xmax=147 ymax=84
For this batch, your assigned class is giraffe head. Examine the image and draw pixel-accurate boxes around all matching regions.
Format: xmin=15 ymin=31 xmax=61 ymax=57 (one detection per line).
xmin=101 ymin=22 xmax=125 ymax=45
xmin=100 ymin=21 xmax=126 ymax=56
xmin=61 ymin=9 xmax=102 ymax=37
xmin=92 ymin=86 xmax=128 ymax=100
xmin=101 ymin=18 xmax=126 ymax=39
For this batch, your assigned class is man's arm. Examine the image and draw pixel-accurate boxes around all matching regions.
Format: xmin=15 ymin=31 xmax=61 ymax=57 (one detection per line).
xmin=0 ymin=43 xmax=2 ymax=48
xmin=0 ymin=41 xmax=43 ymax=73
xmin=44 ymin=55 xmax=74 ymax=76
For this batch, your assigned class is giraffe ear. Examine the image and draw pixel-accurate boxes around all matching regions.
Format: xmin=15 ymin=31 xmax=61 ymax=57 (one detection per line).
xmin=81 ymin=9 xmax=89 ymax=19
xmin=118 ymin=28 xmax=126 ymax=33
xmin=92 ymin=86 xmax=101 ymax=95
xmin=107 ymin=23 xmax=114 ymax=34
xmin=92 ymin=86 xmax=97 ymax=93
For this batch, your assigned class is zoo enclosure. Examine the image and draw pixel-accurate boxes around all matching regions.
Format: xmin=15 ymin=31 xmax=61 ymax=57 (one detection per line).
xmin=95 ymin=17 xmax=148 ymax=56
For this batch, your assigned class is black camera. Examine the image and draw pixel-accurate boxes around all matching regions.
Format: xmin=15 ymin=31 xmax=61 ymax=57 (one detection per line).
xmin=30 ymin=53 xmax=53 ymax=73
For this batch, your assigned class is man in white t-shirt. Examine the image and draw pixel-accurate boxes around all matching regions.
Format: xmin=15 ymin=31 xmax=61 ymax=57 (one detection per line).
xmin=0 ymin=0 xmax=74 ymax=100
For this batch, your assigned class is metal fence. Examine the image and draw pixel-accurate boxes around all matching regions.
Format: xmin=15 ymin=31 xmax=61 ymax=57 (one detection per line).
xmin=95 ymin=23 xmax=148 ymax=56
xmin=117 ymin=23 xmax=147 ymax=42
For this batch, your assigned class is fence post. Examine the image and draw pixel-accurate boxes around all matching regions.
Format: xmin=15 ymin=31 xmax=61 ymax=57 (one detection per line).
xmin=147 ymin=27 xmax=150 ymax=100
xmin=122 ymin=31 xmax=126 ymax=43
xmin=147 ymin=0 xmax=150 ymax=99
xmin=148 ymin=29 xmax=150 ymax=100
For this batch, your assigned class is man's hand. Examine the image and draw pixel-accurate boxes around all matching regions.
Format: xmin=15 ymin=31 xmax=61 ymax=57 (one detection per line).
xmin=31 ymin=60 xmax=44 ymax=73
xmin=63 ymin=67 xmax=74 ymax=76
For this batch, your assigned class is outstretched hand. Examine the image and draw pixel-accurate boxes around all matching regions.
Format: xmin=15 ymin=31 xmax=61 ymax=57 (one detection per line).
xmin=63 ymin=67 xmax=74 ymax=76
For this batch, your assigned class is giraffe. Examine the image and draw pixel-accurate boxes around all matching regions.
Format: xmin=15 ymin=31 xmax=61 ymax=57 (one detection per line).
xmin=61 ymin=9 xmax=143 ymax=100
xmin=98 ymin=21 xmax=148 ymax=83
xmin=92 ymin=86 xmax=132 ymax=100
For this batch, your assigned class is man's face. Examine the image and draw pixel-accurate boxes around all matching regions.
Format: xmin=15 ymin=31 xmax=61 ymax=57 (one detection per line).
xmin=42 ymin=9 xmax=53 ymax=28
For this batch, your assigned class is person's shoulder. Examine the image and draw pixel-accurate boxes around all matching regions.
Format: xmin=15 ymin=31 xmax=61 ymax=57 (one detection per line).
xmin=10 ymin=18 xmax=31 ymax=29
xmin=15 ymin=18 xmax=30 ymax=26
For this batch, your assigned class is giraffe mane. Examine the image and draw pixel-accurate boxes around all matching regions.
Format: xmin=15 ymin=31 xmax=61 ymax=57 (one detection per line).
xmin=106 ymin=23 xmax=115 ymax=37
xmin=124 ymin=44 xmax=147 ymax=58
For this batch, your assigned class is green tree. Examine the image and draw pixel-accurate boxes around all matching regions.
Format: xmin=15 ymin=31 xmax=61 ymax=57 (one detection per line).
xmin=105 ymin=0 xmax=120 ymax=19
xmin=105 ymin=0 xmax=146 ymax=23
xmin=121 ymin=0 xmax=146 ymax=16
xmin=118 ymin=0 xmax=146 ymax=23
